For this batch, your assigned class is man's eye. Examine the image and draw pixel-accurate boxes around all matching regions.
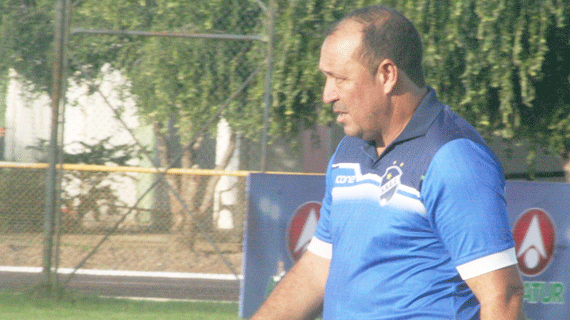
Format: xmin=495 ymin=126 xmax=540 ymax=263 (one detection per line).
xmin=335 ymin=77 xmax=345 ymax=84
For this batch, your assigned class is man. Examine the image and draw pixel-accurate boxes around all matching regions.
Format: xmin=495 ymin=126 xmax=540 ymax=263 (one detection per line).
xmin=252 ymin=5 xmax=525 ymax=320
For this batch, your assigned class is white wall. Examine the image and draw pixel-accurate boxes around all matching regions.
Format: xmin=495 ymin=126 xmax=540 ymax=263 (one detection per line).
xmin=4 ymin=70 xmax=52 ymax=162
xmin=4 ymin=66 xmax=141 ymax=162
xmin=3 ymin=66 xmax=149 ymax=216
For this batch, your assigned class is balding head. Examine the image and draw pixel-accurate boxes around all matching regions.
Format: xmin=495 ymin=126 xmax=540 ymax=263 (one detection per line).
xmin=326 ymin=6 xmax=425 ymax=88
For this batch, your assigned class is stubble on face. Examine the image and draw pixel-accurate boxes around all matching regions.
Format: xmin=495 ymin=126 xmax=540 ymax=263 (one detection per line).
xmin=320 ymin=23 xmax=361 ymax=132
xmin=320 ymin=22 xmax=385 ymax=143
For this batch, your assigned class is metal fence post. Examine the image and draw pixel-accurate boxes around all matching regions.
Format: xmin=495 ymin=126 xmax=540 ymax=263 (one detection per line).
xmin=43 ymin=0 xmax=68 ymax=292
xmin=260 ymin=0 xmax=275 ymax=172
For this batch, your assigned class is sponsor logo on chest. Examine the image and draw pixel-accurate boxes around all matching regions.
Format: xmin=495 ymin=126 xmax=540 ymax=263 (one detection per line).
xmin=333 ymin=162 xmax=404 ymax=206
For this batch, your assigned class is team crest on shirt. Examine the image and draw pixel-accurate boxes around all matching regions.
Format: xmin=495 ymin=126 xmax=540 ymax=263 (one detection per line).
xmin=332 ymin=162 xmax=425 ymax=214
xmin=379 ymin=165 xmax=403 ymax=206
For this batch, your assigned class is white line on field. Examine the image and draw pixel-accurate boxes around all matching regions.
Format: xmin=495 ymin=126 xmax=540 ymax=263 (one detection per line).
xmin=0 ymin=266 xmax=242 ymax=281
xmin=103 ymin=296 xmax=240 ymax=303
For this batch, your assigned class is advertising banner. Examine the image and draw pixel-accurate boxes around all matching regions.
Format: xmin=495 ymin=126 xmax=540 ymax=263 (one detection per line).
xmin=239 ymin=175 xmax=569 ymax=319
xmin=506 ymin=181 xmax=568 ymax=319
xmin=239 ymin=173 xmax=325 ymax=318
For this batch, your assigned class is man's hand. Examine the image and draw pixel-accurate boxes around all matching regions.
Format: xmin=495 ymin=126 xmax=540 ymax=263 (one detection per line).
xmin=251 ymin=251 xmax=330 ymax=320
xmin=465 ymin=264 xmax=526 ymax=320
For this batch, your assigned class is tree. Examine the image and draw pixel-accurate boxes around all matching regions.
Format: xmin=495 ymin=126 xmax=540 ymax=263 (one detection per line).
xmin=29 ymin=138 xmax=145 ymax=232
xmin=1 ymin=0 xmax=270 ymax=244
xmin=2 ymin=0 xmax=570 ymax=241
xmin=404 ymin=0 xmax=570 ymax=179
xmin=0 ymin=0 xmax=54 ymax=98
xmin=3 ymin=0 xmax=570 ymax=156
xmin=272 ymin=0 xmax=570 ymax=179
xmin=71 ymin=0 xmax=264 ymax=238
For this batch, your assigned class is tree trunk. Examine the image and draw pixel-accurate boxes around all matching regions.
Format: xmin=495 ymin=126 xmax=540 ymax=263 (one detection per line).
xmin=212 ymin=118 xmax=239 ymax=229
xmin=562 ymin=153 xmax=570 ymax=182
xmin=200 ymin=130 xmax=236 ymax=218
xmin=178 ymin=138 xmax=202 ymax=247
xmin=154 ymin=121 xmax=237 ymax=248
xmin=154 ymin=123 xmax=185 ymax=233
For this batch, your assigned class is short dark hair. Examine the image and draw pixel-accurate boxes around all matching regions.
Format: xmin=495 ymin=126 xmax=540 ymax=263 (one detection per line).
xmin=327 ymin=6 xmax=426 ymax=88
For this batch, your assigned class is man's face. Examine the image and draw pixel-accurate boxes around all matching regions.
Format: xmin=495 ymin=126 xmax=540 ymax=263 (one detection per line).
xmin=319 ymin=23 xmax=388 ymax=144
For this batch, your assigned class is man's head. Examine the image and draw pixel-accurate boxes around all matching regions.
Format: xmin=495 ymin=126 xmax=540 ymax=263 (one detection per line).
xmin=319 ymin=6 xmax=426 ymax=146
xmin=326 ymin=6 xmax=425 ymax=88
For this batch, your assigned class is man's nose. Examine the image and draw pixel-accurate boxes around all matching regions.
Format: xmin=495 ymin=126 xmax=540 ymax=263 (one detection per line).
xmin=322 ymin=78 xmax=338 ymax=104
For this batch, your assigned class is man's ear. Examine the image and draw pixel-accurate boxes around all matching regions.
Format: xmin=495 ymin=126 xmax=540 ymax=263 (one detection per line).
xmin=376 ymin=59 xmax=398 ymax=94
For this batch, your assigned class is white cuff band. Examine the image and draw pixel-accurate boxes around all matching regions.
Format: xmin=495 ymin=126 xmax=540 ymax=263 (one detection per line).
xmin=306 ymin=236 xmax=332 ymax=260
xmin=456 ymin=248 xmax=518 ymax=280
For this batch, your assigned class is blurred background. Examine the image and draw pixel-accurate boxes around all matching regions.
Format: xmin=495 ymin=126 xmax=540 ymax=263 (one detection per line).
xmin=0 ymin=0 xmax=568 ymax=298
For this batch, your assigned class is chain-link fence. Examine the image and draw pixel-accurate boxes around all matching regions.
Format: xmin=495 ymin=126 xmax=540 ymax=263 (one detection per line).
xmin=0 ymin=0 xmax=348 ymax=301
xmin=0 ymin=162 xmax=247 ymax=274
xmin=0 ymin=0 xmax=292 ymax=293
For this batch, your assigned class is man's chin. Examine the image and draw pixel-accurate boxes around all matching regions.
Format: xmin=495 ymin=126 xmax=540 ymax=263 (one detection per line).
xmin=343 ymin=129 xmax=363 ymax=140
xmin=342 ymin=128 xmax=354 ymax=137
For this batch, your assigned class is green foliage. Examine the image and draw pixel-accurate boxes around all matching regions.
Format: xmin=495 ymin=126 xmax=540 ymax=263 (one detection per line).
xmin=58 ymin=137 xmax=143 ymax=166
xmin=27 ymin=138 xmax=145 ymax=231
xmin=266 ymin=0 xmax=570 ymax=158
xmin=398 ymin=0 xmax=570 ymax=161
xmin=271 ymin=0 xmax=342 ymax=137
xmin=29 ymin=137 xmax=145 ymax=165
xmin=0 ymin=0 xmax=55 ymax=92
xmin=327 ymin=0 xmax=570 ymax=161
xmin=1 ymin=0 xmax=570 ymax=160
xmin=69 ymin=0 xmax=266 ymax=143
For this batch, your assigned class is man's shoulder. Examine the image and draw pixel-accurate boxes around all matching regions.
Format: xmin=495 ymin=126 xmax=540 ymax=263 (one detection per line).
xmin=332 ymin=136 xmax=369 ymax=161
xmin=426 ymin=105 xmax=488 ymax=149
xmin=417 ymin=88 xmax=485 ymax=145
xmin=337 ymin=135 xmax=367 ymax=148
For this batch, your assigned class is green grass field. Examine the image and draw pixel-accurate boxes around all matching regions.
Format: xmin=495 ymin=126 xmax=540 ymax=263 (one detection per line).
xmin=0 ymin=291 xmax=241 ymax=320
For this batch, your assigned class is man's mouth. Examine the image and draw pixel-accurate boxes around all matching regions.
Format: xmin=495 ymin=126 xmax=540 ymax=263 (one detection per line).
xmin=331 ymin=102 xmax=348 ymax=113
xmin=336 ymin=112 xmax=348 ymax=124
xmin=330 ymin=102 xmax=348 ymax=124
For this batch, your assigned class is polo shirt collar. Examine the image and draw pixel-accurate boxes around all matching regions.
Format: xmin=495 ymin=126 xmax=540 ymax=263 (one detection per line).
xmin=361 ymin=87 xmax=444 ymax=159
xmin=393 ymin=87 xmax=444 ymax=144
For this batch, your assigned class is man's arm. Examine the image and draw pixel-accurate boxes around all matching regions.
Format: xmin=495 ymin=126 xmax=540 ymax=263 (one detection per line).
xmin=464 ymin=264 xmax=526 ymax=320
xmin=251 ymin=251 xmax=330 ymax=320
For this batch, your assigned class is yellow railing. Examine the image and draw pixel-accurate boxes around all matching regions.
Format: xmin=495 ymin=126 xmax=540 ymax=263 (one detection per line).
xmin=0 ymin=161 xmax=324 ymax=176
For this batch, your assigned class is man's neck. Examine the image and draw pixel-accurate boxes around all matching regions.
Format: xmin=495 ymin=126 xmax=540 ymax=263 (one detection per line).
xmin=374 ymin=86 xmax=428 ymax=156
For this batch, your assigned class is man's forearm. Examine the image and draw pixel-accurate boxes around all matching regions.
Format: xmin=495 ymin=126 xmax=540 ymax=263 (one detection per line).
xmin=465 ymin=264 xmax=526 ymax=320
xmin=479 ymin=286 xmax=526 ymax=320
xmin=251 ymin=251 xmax=329 ymax=320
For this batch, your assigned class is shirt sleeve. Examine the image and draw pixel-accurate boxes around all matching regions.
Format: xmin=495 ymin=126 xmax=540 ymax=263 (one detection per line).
xmin=309 ymin=148 xmax=336 ymax=256
xmin=421 ymin=139 xmax=517 ymax=279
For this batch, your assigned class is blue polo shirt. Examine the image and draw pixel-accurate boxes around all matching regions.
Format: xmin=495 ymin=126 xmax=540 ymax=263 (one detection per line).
xmin=307 ymin=89 xmax=517 ymax=319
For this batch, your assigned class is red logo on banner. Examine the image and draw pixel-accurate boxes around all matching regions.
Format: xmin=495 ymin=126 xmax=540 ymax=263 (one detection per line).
xmin=287 ymin=201 xmax=321 ymax=262
xmin=513 ymin=208 xmax=556 ymax=277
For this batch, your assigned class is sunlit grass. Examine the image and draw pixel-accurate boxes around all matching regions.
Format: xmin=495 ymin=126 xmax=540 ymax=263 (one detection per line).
xmin=0 ymin=290 xmax=241 ymax=320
